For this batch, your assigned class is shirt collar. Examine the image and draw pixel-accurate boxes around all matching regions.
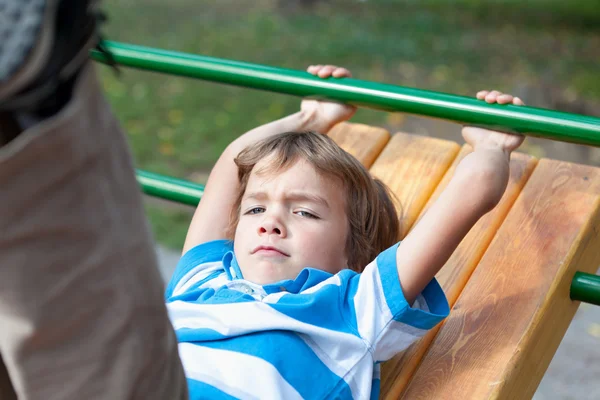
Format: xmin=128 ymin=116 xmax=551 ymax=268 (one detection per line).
xmin=262 ymin=268 xmax=334 ymax=294
xmin=222 ymin=251 xmax=337 ymax=294
xmin=222 ymin=251 xmax=244 ymax=281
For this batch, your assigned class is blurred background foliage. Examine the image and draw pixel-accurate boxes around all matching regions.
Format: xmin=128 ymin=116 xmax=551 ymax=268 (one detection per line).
xmin=98 ymin=0 xmax=600 ymax=250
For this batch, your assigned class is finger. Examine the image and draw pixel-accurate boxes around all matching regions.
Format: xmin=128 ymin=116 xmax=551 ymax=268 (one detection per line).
xmin=307 ymin=65 xmax=323 ymax=75
xmin=513 ymin=97 xmax=525 ymax=106
xmin=332 ymin=67 xmax=351 ymax=78
xmin=318 ymin=65 xmax=337 ymax=78
xmin=485 ymin=90 xmax=503 ymax=103
xmin=308 ymin=64 xmax=323 ymax=75
xmin=497 ymin=94 xmax=514 ymax=104
xmin=476 ymin=90 xmax=489 ymax=100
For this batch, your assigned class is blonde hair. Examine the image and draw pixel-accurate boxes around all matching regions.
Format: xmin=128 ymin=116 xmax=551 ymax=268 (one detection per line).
xmin=227 ymin=131 xmax=400 ymax=272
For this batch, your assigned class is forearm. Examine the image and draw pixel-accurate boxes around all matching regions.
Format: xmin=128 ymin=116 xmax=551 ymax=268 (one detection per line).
xmin=397 ymin=176 xmax=486 ymax=303
xmin=396 ymin=146 xmax=511 ymax=304
xmin=455 ymin=146 xmax=511 ymax=212
xmin=227 ymin=109 xmax=323 ymax=155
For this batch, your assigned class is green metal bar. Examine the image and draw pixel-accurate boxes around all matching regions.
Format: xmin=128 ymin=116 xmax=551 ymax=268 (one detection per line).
xmin=91 ymin=40 xmax=600 ymax=147
xmin=136 ymin=169 xmax=203 ymax=206
xmin=571 ymin=271 xmax=600 ymax=306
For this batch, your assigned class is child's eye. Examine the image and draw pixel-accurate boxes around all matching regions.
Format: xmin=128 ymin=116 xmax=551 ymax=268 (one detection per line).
xmin=296 ymin=210 xmax=319 ymax=219
xmin=246 ymin=207 xmax=265 ymax=215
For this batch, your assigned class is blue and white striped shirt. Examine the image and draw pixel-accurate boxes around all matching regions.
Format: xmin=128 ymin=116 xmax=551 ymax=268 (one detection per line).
xmin=166 ymin=240 xmax=449 ymax=399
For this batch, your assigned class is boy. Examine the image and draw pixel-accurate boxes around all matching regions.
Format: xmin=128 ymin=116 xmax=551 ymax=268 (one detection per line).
xmin=167 ymin=65 xmax=525 ymax=399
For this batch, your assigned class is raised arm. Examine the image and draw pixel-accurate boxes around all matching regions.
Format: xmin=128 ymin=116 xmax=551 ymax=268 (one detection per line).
xmin=395 ymin=90 xmax=526 ymax=304
xmin=182 ymin=65 xmax=356 ymax=253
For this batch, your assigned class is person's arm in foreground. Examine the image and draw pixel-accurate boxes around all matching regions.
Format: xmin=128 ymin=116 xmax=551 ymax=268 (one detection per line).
xmin=182 ymin=65 xmax=356 ymax=253
xmin=396 ymin=90 xmax=526 ymax=304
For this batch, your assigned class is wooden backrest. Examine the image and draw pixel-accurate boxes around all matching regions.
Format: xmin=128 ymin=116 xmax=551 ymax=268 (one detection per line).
xmin=327 ymin=122 xmax=600 ymax=399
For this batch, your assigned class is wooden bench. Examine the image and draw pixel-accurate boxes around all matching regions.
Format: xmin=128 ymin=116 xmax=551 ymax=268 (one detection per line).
xmin=327 ymin=122 xmax=600 ymax=399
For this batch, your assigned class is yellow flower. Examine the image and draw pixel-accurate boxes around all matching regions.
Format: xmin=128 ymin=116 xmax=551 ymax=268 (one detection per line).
xmin=168 ymin=110 xmax=184 ymax=126
xmin=159 ymin=142 xmax=175 ymax=156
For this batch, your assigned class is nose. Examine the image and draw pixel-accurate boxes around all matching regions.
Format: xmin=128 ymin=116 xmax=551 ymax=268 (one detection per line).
xmin=258 ymin=214 xmax=286 ymax=238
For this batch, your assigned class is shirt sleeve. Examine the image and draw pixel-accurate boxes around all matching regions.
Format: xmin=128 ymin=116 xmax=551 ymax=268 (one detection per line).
xmin=164 ymin=240 xmax=233 ymax=300
xmin=342 ymin=242 xmax=450 ymax=362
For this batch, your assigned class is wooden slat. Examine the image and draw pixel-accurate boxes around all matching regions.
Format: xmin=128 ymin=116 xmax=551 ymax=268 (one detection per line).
xmin=380 ymin=146 xmax=538 ymax=398
xmin=369 ymin=133 xmax=460 ymax=238
xmin=328 ymin=122 xmax=390 ymax=168
xmin=402 ymin=159 xmax=600 ymax=399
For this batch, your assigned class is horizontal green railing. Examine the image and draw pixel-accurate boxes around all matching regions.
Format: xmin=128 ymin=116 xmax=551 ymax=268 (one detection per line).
xmin=91 ymin=41 xmax=600 ymax=147
xmin=571 ymin=272 xmax=600 ymax=306
xmin=136 ymin=169 xmax=204 ymax=207
xmin=92 ymin=42 xmax=599 ymax=306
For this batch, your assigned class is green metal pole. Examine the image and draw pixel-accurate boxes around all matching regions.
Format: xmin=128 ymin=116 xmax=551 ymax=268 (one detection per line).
xmin=571 ymin=271 xmax=600 ymax=306
xmin=136 ymin=169 xmax=204 ymax=206
xmin=91 ymin=40 xmax=600 ymax=147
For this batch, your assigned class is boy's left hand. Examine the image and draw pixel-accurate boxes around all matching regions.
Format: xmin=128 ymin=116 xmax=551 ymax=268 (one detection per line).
xmin=462 ymin=90 xmax=526 ymax=153
xmin=301 ymin=65 xmax=357 ymax=133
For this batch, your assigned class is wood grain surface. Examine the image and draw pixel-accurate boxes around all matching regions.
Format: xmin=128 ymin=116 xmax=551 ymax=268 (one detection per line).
xmin=381 ymin=146 xmax=538 ymax=398
xmin=402 ymin=159 xmax=600 ymax=399
xmin=369 ymin=132 xmax=460 ymax=238
xmin=328 ymin=122 xmax=390 ymax=168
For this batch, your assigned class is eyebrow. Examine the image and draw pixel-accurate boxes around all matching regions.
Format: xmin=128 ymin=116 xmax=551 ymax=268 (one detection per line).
xmin=243 ymin=191 xmax=330 ymax=209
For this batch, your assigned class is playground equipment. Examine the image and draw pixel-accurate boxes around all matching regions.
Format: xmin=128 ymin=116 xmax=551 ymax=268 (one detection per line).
xmin=92 ymin=42 xmax=600 ymax=399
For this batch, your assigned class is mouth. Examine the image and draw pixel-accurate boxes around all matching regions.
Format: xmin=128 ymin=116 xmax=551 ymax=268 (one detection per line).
xmin=252 ymin=245 xmax=290 ymax=257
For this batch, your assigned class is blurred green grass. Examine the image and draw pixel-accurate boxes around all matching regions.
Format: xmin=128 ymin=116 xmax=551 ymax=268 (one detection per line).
xmin=98 ymin=0 xmax=600 ymax=250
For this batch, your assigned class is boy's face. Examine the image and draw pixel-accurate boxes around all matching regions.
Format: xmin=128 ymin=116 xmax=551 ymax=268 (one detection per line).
xmin=234 ymin=158 xmax=349 ymax=285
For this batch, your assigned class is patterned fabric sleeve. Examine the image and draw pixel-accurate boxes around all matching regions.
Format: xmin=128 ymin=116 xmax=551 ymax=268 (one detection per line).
xmin=341 ymin=242 xmax=450 ymax=362
xmin=164 ymin=240 xmax=233 ymax=299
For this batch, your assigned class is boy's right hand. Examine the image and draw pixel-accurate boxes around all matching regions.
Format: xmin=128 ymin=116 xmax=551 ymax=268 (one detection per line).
xmin=301 ymin=65 xmax=357 ymax=133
